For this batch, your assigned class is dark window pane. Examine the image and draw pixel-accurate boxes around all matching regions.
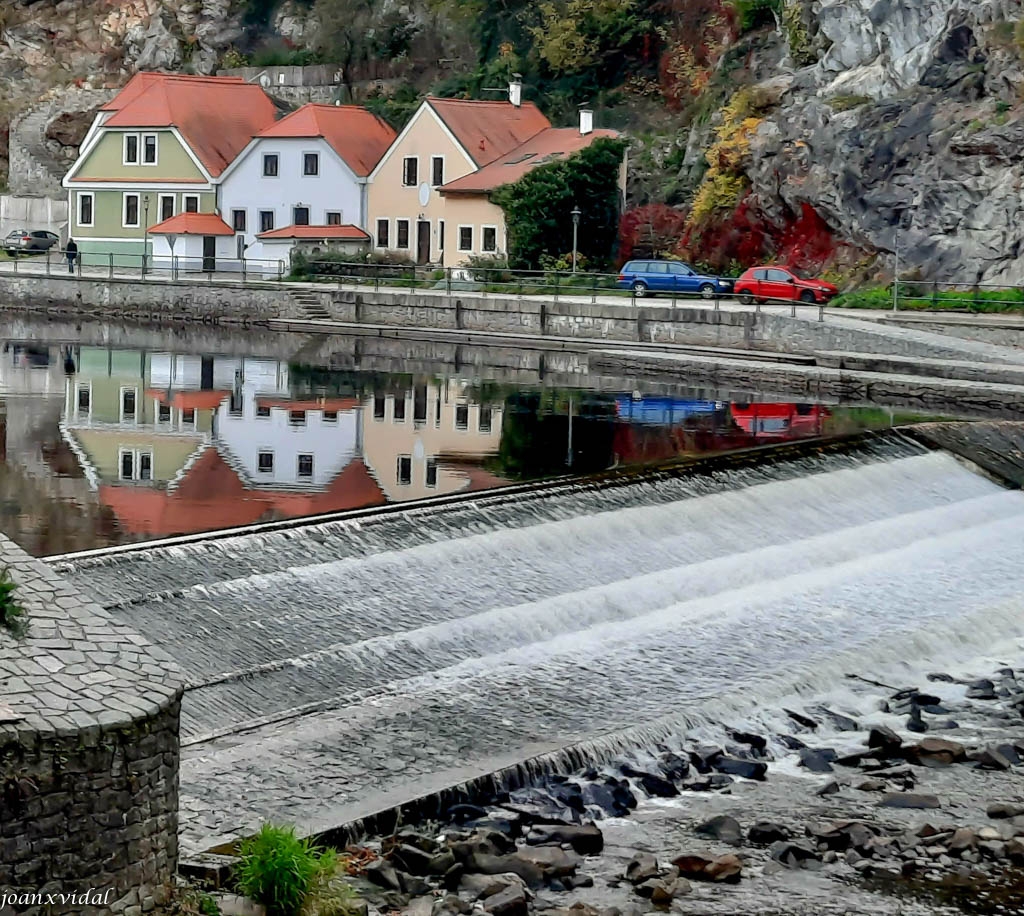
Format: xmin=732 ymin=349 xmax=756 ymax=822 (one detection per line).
xmin=294 ymin=207 xmax=310 ymax=226
xmin=258 ymin=451 xmax=274 ymax=472
xmin=455 ymin=404 xmax=468 ymax=429
xmin=432 ymin=157 xmax=444 ymax=186
xmin=393 ymin=396 xmax=406 ymax=421
xmin=397 ymin=455 xmax=412 ymax=485
xmin=426 ymin=458 xmax=437 ymax=487
xmin=396 ymin=220 xmax=409 ymax=248
xmin=232 ymin=210 xmax=246 ymax=231
xmin=303 ymin=153 xmax=319 ymax=176
xmin=263 ymin=154 xmax=279 ymax=177
xmin=376 ymin=219 xmax=389 ymax=247
xmin=326 ymin=212 xmax=342 ymax=225
xmin=297 ymin=454 xmax=314 ymax=477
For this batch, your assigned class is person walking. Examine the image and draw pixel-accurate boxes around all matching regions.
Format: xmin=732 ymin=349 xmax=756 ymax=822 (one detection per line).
xmin=65 ymin=238 xmax=78 ymax=274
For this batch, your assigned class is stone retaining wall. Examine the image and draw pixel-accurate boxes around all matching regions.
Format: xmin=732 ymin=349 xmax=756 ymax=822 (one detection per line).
xmin=5 ymin=275 xmax=1024 ymax=366
xmin=0 ymin=535 xmax=183 ymax=915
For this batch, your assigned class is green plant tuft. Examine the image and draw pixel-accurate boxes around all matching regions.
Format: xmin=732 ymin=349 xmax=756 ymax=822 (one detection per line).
xmin=829 ymin=94 xmax=871 ymax=112
xmin=236 ymin=824 xmax=336 ymax=916
xmin=0 ymin=568 xmax=27 ymax=639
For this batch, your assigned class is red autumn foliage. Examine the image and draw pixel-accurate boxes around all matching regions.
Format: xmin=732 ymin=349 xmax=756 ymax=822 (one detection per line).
xmin=618 ymin=203 xmax=688 ymax=264
xmin=655 ymin=0 xmax=738 ymax=108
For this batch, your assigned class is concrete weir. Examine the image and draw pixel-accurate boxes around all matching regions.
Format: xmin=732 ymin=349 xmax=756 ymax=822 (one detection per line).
xmin=51 ymin=430 xmax=1024 ymax=859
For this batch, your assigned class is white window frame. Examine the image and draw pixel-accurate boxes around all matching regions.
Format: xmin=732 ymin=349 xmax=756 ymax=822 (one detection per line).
xmin=77 ymin=192 xmax=94 ymax=228
xmin=119 ymin=386 xmax=138 ymax=423
xmin=454 ymin=401 xmax=469 ymax=430
xmin=257 ymin=450 xmax=275 ymax=473
xmin=297 ymin=454 xmax=314 ymax=479
xmin=425 ymin=457 xmax=438 ymax=488
xmin=231 ymin=209 xmax=247 ymax=232
xmin=122 ymin=133 xmax=139 ymax=165
xmin=259 ymin=210 xmax=275 ymax=233
xmin=396 ymin=218 xmax=410 ymax=250
xmin=457 ymin=224 xmax=473 ymax=253
xmin=402 ymin=156 xmax=419 ymax=187
xmin=118 ymin=447 xmax=153 ymax=481
xmin=302 ymin=151 xmax=320 ymax=176
xmin=155 ymin=399 xmax=172 ymax=425
xmin=122 ymin=193 xmax=140 ymax=228
xmin=292 ymin=206 xmax=310 ymax=226
xmin=142 ymin=133 xmax=158 ymax=165
xmin=481 ymin=224 xmax=498 ymax=253
xmin=396 ymin=454 xmax=412 ymax=486
xmin=181 ymin=408 xmax=196 ymax=429
xmin=325 ymin=211 xmax=342 ymax=225
xmin=75 ymin=381 xmax=92 ymax=418
xmin=431 ymin=155 xmax=445 ymax=187
xmin=375 ymin=218 xmax=389 ymax=249
xmin=183 ymin=194 xmax=200 ymax=214
xmin=158 ymin=193 xmax=175 ymax=223
xmin=263 ymin=152 xmax=280 ymax=178
xmin=438 ymin=219 xmax=445 ymax=252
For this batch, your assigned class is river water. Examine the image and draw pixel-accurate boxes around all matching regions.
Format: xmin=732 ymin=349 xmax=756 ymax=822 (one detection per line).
xmin=0 ymin=318 xmax=932 ymax=557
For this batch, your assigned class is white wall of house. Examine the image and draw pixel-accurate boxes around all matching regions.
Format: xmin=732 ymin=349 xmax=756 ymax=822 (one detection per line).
xmin=218 ymin=137 xmax=366 ymax=255
xmin=215 ymin=397 xmax=361 ymax=488
xmin=150 ymin=233 xmax=237 ymax=271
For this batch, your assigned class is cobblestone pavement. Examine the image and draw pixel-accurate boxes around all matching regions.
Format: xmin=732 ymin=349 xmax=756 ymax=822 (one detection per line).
xmin=60 ymin=441 xmax=1024 ymax=856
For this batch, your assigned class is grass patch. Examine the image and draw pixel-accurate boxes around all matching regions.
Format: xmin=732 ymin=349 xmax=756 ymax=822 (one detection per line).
xmin=829 ymin=94 xmax=872 ymax=111
xmin=0 ymin=568 xmax=27 ymax=638
xmin=833 ymin=284 xmax=1024 ymax=313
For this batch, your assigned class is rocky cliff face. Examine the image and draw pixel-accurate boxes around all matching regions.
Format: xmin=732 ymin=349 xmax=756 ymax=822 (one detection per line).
xmin=743 ymin=0 xmax=1024 ymax=282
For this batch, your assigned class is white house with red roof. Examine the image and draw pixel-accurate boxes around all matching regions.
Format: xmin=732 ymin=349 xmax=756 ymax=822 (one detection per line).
xmin=215 ymin=103 xmax=396 ymax=266
xmin=62 ymin=72 xmax=278 ymax=267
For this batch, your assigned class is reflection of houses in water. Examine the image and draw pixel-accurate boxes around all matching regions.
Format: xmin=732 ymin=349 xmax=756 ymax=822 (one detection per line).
xmin=62 ymin=349 xmax=385 ymax=538
xmin=729 ymin=403 xmax=828 ymax=439
xmin=361 ymin=380 xmax=507 ymax=500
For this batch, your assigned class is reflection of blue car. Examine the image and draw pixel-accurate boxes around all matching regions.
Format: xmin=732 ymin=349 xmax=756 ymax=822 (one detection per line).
xmin=616 ymin=396 xmax=724 ymax=425
xmin=616 ymin=260 xmax=734 ymax=299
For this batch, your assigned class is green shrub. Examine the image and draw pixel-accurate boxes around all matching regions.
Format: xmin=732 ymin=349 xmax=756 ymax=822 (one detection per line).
xmin=465 ymin=254 xmax=513 ymax=282
xmin=0 ymin=568 xmax=27 ymax=638
xmin=198 ymin=895 xmax=221 ymax=916
xmin=236 ymin=825 xmax=335 ymax=916
xmin=730 ymin=0 xmax=781 ymax=32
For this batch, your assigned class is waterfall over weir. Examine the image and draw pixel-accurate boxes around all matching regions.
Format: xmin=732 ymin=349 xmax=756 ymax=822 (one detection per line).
xmin=55 ymin=433 xmax=1024 ymax=852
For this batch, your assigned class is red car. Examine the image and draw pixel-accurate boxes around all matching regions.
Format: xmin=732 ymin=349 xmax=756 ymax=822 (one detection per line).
xmin=733 ymin=266 xmax=838 ymax=305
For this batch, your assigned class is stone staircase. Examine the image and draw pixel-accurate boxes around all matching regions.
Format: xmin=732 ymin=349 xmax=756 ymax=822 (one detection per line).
xmin=289 ymin=288 xmax=332 ymax=321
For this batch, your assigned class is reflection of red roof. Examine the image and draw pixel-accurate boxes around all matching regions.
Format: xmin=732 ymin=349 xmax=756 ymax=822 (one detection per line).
xmin=148 ymin=213 xmax=235 ymax=236
xmin=427 ymin=97 xmax=551 ymax=167
xmin=100 ymin=448 xmax=385 ymax=537
xmin=146 ymin=389 xmax=229 ymax=410
xmin=256 ymin=225 xmax=369 ymax=240
xmin=257 ymin=104 xmax=396 ymax=176
xmin=442 ymin=128 xmax=620 ymax=194
xmin=100 ymin=73 xmax=277 ymax=176
xmin=255 ymin=397 xmax=361 ymax=411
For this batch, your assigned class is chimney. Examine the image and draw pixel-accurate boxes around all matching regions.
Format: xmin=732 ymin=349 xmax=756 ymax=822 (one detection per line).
xmin=579 ymin=108 xmax=593 ymax=136
xmin=509 ymin=74 xmax=523 ymax=108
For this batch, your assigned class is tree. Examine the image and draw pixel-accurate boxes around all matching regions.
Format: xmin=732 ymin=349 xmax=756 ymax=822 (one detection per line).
xmin=491 ymin=138 xmax=627 ymax=268
xmin=529 ymin=0 xmax=650 ymax=76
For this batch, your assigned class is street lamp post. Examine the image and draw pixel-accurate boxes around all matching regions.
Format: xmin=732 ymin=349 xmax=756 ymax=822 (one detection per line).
xmin=142 ymin=194 xmax=151 ymax=276
xmin=571 ymin=205 xmax=581 ymax=273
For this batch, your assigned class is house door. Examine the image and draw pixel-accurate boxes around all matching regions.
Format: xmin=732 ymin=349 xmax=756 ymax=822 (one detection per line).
xmin=416 ymin=220 xmax=430 ymax=264
xmin=202 ymin=236 xmax=216 ymax=272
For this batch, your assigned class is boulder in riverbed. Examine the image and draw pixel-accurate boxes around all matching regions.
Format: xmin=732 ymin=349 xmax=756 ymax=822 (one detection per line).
xmin=905 ymin=737 xmax=966 ymax=767
xmin=624 ymin=853 xmax=659 ymax=885
xmin=748 ymin=822 xmax=790 ymax=845
xmin=799 ymin=748 xmax=835 ymax=773
xmin=483 ymin=884 xmax=529 ymax=916
xmin=867 ymin=726 xmax=903 ymax=755
xmin=987 ymin=802 xmax=1024 ymax=819
xmin=713 ymin=756 xmax=767 ymax=781
xmin=879 ymin=793 xmax=941 ymax=809
xmin=768 ymin=841 xmax=820 ymax=869
xmin=526 ymin=824 xmax=603 ymax=855
xmin=695 ymin=815 xmax=743 ymax=847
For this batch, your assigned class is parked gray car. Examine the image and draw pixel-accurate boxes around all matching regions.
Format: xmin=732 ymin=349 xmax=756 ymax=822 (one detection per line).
xmin=3 ymin=229 xmax=60 ymax=256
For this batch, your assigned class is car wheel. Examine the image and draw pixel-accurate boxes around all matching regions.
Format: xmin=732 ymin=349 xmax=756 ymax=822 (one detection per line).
xmin=699 ymin=283 xmax=716 ymax=299
xmin=737 ymin=290 xmax=754 ymax=305
xmin=632 ymin=280 xmax=649 ymax=298
xmin=799 ymin=290 xmax=816 ymax=303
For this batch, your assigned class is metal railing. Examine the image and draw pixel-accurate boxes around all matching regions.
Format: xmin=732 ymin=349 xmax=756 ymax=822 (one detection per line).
xmin=893 ymin=279 xmax=1024 ymax=313
xmin=0 ymin=251 xmax=837 ymax=320
xmin=2 ymin=249 xmax=287 ymax=282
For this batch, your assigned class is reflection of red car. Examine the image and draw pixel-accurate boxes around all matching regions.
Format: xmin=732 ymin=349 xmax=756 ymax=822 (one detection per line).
xmin=734 ymin=266 xmax=838 ymax=305
xmin=730 ymin=403 xmax=829 ymax=439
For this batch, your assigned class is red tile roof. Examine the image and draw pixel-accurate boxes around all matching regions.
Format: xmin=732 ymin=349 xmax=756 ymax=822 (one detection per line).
xmin=257 ymin=104 xmax=396 ymax=176
xmin=255 ymin=397 xmax=362 ymax=411
xmin=426 ymin=97 xmax=551 ymax=167
xmin=100 ymin=450 xmax=386 ymax=538
xmin=147 ymin=213 xmax=235 ymax=236
xmin=102 ymin=73 xmax=277 ymax=176
xmin=146 ymin=389 xmax=231 ymax=410
xmin=441 ymin=127 xmax=620 ymax=194
xmin=256 ymin=224 xmax=369 ymax=240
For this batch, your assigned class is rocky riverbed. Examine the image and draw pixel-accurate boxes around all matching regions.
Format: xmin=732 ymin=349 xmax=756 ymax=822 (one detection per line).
xmin=339 ymin=656 xmax=1024 ymax=916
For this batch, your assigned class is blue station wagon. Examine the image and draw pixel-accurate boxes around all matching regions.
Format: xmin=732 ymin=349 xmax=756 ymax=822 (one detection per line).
xmin=617 ymin=260 xmax=734 ymax=298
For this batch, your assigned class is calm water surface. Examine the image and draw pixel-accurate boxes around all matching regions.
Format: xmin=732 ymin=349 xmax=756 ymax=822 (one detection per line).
xmin=0 ymin=323 xmax=931 ymax=556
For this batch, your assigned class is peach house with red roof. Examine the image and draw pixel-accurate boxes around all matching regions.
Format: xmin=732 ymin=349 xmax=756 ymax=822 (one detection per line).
xmin=366 ymin=79 xmax=623 ymax=268
xmin=62 ymin=72 xmax=278 ymax=267
xmin=216 ymin=103 xmax=395 ymax=267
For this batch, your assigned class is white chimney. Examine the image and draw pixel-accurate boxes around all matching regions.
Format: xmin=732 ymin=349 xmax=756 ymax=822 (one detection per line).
xmin=579 ymin=108 xmax=593 ymax=136
xmin=509 ymin=74 xmax=523 ymax=108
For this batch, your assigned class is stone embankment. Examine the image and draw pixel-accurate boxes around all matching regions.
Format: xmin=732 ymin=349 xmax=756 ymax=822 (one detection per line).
xmin=0 ymin=534 xmax=184 ymax=915
xmin=317 ymin=662 xmax=1024 ymax=916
